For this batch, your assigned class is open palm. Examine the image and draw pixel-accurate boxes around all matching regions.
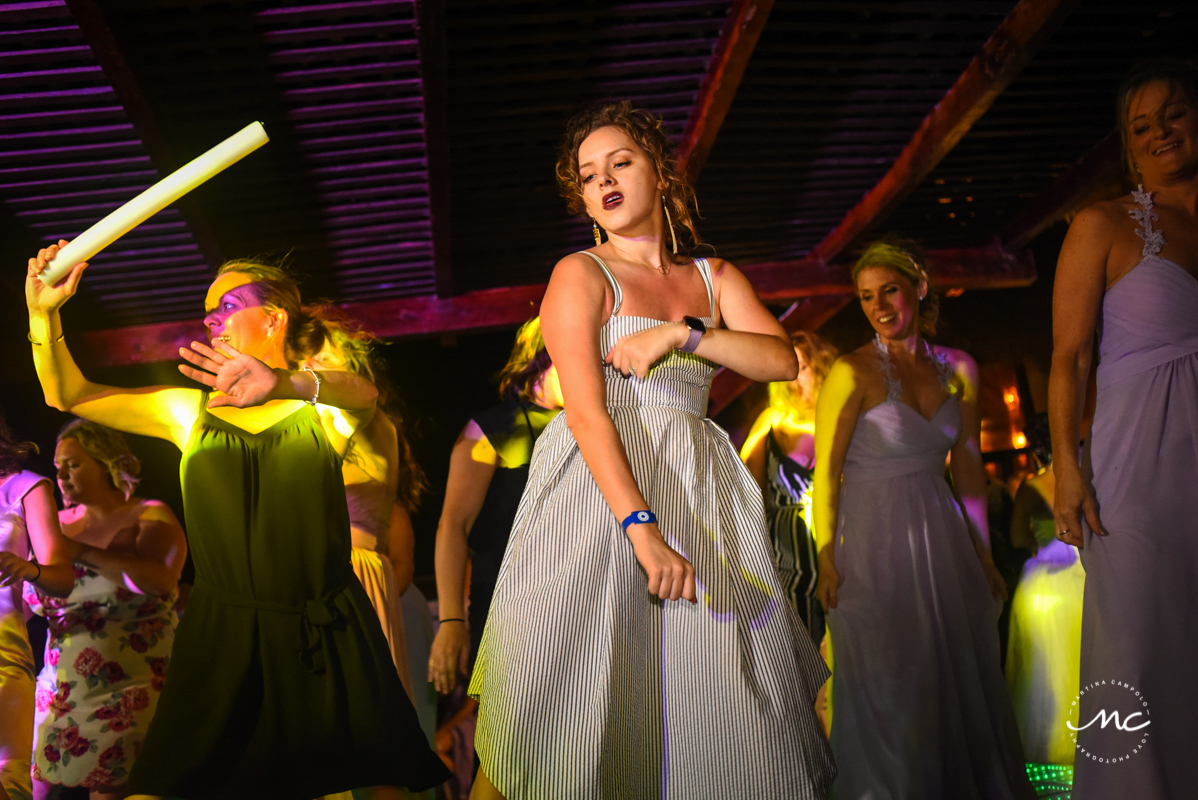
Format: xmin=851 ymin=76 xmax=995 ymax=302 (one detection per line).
xmin=179 ymin=340 xmax=280 ymax=408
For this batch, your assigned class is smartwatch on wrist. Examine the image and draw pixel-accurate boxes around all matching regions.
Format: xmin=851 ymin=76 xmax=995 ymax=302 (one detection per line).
xmin=679 ymin=315 xmax=706 ymax=354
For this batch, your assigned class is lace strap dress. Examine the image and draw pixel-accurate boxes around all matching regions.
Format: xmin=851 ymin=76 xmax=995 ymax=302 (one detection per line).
xmin=1071 ymin=187 xmax=1198 ymax=798
xmin=828 ymin=337 xmax=1034 ymax=799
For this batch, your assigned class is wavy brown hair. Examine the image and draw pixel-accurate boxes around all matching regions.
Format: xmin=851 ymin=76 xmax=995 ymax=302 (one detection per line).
xmin=852 ymin=239 xmax=939 ymax=337
xmin=0 ymin=408 xmax=38 ymax=476
xmin=555 ymin=100 xmax=703 ymax=254
xmin=215 ymin=258 xmax=325 ymax=368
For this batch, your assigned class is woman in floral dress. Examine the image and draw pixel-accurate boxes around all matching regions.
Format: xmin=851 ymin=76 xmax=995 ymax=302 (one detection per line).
xmin=27 ymin=420 xmax=186 ymax=800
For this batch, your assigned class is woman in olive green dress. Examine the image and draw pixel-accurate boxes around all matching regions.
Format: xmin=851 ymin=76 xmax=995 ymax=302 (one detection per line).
xmin=25 ymin=244 xmax=448 ymax=800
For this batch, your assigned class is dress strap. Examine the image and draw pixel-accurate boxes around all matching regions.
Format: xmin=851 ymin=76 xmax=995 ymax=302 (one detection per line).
xmin=874 ymin=335 xmax=953 ymax=400
xmin=1130 ymin=184 xmax=1167 ymax=257
xmin=873 ymin=336 xmax=902 ymax=402
xmin=577 ymin=251 xmax=622 ymax=315
xmin=693 ymin=258 xmax=716 ymax=317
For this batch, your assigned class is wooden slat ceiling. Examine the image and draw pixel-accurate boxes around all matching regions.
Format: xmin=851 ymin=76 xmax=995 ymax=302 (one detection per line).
xmin=0 ymin=0 xmax=1193 ymax=341
xmin=0 ymin=0 xmax=213 ymax=324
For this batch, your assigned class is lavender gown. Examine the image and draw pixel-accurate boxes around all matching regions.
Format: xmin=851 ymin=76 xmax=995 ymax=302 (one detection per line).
xmin=828 ymin=340 xmax=1034 ymax=800
xmin=1071 ymin=188 xmax=1198 ymax=798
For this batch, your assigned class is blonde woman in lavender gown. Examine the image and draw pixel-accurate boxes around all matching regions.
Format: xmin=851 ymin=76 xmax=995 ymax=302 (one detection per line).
xmin=1049 ymin=59 xmax=1198 ymax=799
xmin=814 ymin=241 xmax=1034 ymax=799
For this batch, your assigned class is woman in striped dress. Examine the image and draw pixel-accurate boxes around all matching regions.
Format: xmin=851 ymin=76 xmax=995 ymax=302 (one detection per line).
xmin=468 ymin=101 xmax=835 ymax=799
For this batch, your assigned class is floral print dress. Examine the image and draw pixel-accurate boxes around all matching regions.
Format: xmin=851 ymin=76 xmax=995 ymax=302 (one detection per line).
xmin=25 ymin=564 xmax=176 ymax=789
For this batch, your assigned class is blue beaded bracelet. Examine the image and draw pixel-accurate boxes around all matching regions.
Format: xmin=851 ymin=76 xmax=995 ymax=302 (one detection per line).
xmin=621 ymin=510 xmax=657 ymax=531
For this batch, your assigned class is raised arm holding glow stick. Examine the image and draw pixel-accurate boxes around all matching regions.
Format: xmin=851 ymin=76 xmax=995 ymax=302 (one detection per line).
xmin=39 ymin=121 xmax=269 ymax=287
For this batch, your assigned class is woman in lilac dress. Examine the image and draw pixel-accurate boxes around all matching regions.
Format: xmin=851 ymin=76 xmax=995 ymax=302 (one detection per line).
xmin=1049 ymin=59 xmax=1198 ymax=798
xmin=814 ymin=241 xmax=1033 ymax=799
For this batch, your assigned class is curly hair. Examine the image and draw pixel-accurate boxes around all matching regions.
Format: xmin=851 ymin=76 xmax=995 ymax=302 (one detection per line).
xmin=768 ymin=331 xmax=839 ymax=418
xmin=495 ymin=316 xmax=553 ymax=405
xmin=555 ymin=100 xmax=703 ymax=254
xmin=215 ymin=258 xmax=325 ymax=367
xmin=1116 ymin=59 xmax=1198 ymax=178
xmin=303 ymin=305 xmax=428 ymax=512
xmin=852 ymin=239 xmax=939 ymax=337
xmin=0 ymin=408 xmax=38 ymax=476
xmin=57 ymin=419 xmax=140 ymax=500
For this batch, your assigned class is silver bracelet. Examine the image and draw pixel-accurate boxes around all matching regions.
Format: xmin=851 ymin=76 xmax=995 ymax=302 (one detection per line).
xmin=302 ymin=367 xmax=322 ymax=406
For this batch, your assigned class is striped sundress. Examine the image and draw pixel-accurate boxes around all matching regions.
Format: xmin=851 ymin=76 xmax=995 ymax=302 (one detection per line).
xmin=763 ymin=431 xmax=824 ymax=643
xmin=469 ymin=255 xmax=836 ymax=799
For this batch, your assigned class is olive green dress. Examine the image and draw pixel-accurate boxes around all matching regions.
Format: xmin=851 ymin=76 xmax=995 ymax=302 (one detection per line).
xmin=127 ymin=396 xmax=448 ymax=799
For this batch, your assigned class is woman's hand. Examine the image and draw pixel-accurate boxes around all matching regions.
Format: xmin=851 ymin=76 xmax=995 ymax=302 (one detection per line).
xmin=604 ymin=323 xmax=686 ymax=378
xmin=816 ymin=551 xmax=841 ymax=611
xmin=1053 ymin=464 xmax=1104 ymax=549
xmin=428 ymin=621 xmax=470 ymax=695
xmin=976 ymin=547 xmax=1008 ymax=601
xmin=0 ymin=552 xmax=39 ymax=588
xmin=26 ymin=240 xmax=88 ymax=315
xmin=178 ymin=340 xmax=282 ymax=409
xmin=627 ymin=523 xmax=696 ymax=602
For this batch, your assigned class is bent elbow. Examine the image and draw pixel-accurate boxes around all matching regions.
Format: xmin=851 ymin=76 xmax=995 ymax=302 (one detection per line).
xmin=41 ymin=389 xmax=69 ymax=412
xmin=778 ymin=359 xmax=799 ymax=382
xmin=774 ymin=340 xmax=800 ymax=382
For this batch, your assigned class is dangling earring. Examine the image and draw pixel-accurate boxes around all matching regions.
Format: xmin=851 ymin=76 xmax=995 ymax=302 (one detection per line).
xmin=662 ymin=194 xmax=678 ymax=255
xmin=592 ymin=218 xmax=602 ymax=247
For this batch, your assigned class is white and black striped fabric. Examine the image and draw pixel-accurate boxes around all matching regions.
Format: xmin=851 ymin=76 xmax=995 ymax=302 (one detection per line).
xmin=469 ymin=256 xmax=836 ymax=799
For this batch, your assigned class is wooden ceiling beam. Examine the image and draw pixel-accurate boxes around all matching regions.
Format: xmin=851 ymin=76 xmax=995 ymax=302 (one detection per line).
xmin=798 ymin=0 xmax=1080 ymax=270
xmin=415 ymin=0 xmax=455 ymax=297
xmin=676 ymin=0 xmax=775 ymax=179
xmin=707 ymin=0 xmax=1078 ymax=413
xmin=75 ymin=245 xmax=1024 ymax=369
xmin=997 ymin=129 xmax=1123 ymax=251
xmin=744 ymin=243 xmax=1035 ymax=304
xmin=63 ymin=0 xmax=225 ymax=270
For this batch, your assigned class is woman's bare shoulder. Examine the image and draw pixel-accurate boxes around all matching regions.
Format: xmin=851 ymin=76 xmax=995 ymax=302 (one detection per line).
xmin=1069 ymin=197 xmax=1135 ymax=240
xmin=932 ymin=344 xmax=977 ymax=372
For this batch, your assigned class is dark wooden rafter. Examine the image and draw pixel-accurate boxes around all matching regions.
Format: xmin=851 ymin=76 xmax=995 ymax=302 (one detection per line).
xmin=415 ymin=0 xmax=455 ymax=297
xmin=62 ymin=0 xmax=225 ymax=269
xmin=748 ymin=244 xmax=1035 ymax=304
xmin=676 ymin=0 xmax=775 ymax=178
xmin=799 ymin=0 xmax=1081 ymax=272
xmin=707 ymin=0 xmax=1081 ymax=414
xmin=997 ymin=129 xmax=1123 ymax=251
xmin=77 ymin=245 xmax=1025 ymax=368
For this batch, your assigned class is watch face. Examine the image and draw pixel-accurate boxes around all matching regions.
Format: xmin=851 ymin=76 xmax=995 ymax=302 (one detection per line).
xmin=683 ymin=315 xmax=707 ymax=334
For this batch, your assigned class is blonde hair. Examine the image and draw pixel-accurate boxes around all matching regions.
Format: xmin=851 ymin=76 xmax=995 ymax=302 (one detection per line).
xmin=1116 ymin=59 xmax=1198 ymax=178
xmin=852 ymin=239 xmax=939 ymax=336
xmin=305 ymin=305 xmax=427 ymax=512
xmin=768 ymin=331 xmax=838 ymax=418
xmin=496 ymin=317 xmax=552 ymax=403
xmin=215 ymin=258 xmax=324 ymax=367
xmin=556 ymin=101 xmax=703 ymax=255
xmin=58 ymin=419 xmax=140 ymax=500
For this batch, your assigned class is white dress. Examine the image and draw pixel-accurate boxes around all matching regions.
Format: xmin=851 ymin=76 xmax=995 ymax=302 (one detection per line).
xmin=469 ymin=255 xmax=836 ymax=799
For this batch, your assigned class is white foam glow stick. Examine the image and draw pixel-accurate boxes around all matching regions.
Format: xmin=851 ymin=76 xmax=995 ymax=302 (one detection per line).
xmin=40 ymin=121 xmax=270 ymax=286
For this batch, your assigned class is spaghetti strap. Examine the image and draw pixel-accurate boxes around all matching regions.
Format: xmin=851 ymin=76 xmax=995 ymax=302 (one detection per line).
xmin=693 ymin=257 xmax=715 ymax=318
xmin=577 ymin=251 xmax=622 ymax=315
